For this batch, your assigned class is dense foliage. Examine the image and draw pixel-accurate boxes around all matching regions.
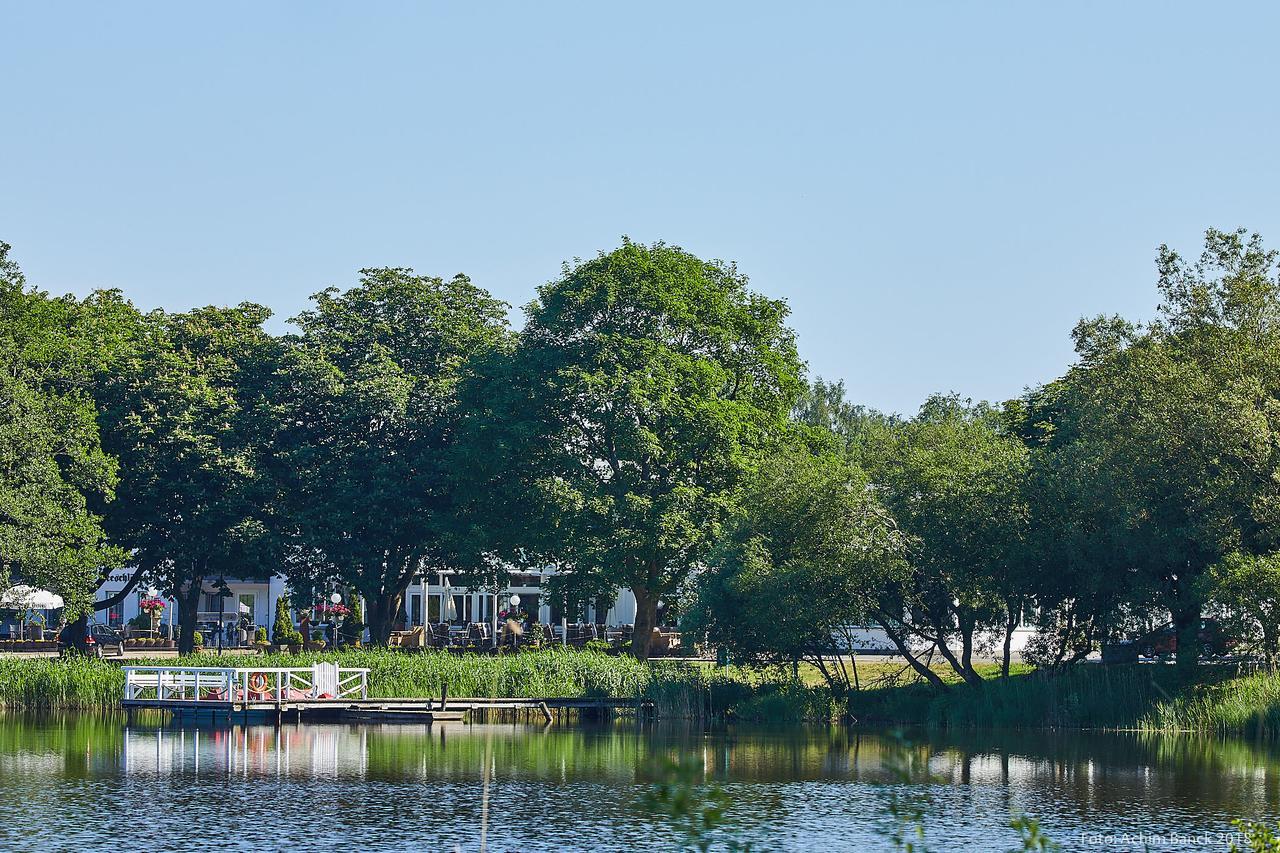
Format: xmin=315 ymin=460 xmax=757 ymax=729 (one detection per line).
xmin=0 ymin=243 xmax=126 ymax=617
xmin=460 ymin=241 xmax=804 ymax=657
xmin=272 ymin=268 xmax=509 ymax=643
xmin=3 ymin=229 xmax=1280 ymax=674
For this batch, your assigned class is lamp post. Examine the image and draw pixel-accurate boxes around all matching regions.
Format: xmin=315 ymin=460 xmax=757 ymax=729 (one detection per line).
xmin=329 ymin=591 xmax=342 ymax=649
xmin=489 ymin=579 xmax=499 ymax=651
xmin=508 ymin=594 xmax=522 ymax=650
xmin=214 ymin=577 xmax=231 ymax=656
xmin=146 ymin=587 xmax=160 ymax=635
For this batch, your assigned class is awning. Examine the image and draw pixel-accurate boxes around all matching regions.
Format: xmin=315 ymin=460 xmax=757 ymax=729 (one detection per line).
xmin=0 ymin=586 xmax=65 ymax=610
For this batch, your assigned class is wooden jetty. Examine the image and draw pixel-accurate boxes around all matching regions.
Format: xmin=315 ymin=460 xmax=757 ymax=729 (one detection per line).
xmin=121 ymin=665 xmax=648 ymax=724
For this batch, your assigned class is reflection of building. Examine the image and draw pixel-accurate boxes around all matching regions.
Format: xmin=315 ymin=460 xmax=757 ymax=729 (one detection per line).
xmin=96 ymin=567 xmax=638 ymax=634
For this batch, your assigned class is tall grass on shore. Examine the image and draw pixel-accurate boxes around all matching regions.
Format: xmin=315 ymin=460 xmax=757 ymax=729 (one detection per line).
xmin=0 ymin=648 xmax=656 ymax=709
xmin=0 ymin=649 xmax=840 ymax=721
xmin=853 ymin=663 xmax=1280 ymax=738
xmin=0 ymin=656 xmax=122 ymax=709
xmin=12 ymin=651 xmax=1278 ymax=735
xmin=642 ymin=661 xmax=838 ymax=722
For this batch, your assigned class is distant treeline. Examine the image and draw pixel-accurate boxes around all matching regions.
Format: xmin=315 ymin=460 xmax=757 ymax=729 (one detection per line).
xmin=3 ymin=231 xmax=1280 ymax=679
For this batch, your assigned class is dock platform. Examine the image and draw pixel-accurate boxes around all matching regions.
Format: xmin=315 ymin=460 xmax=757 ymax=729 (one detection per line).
xmin=121 ymin=664 xmax=648 ymax=724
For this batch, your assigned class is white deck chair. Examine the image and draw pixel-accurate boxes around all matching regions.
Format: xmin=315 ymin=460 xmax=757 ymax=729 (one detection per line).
xmin=313 ymin=661 xmax=339 ymax=698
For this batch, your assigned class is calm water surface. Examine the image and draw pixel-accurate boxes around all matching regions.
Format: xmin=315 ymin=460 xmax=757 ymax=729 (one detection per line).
xmin=1 ymin=715 xmax=1278 ymax=851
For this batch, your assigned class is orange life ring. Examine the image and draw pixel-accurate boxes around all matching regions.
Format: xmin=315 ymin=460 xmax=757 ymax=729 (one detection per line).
xmin=248 ymin=672 xmax=269 ymax=694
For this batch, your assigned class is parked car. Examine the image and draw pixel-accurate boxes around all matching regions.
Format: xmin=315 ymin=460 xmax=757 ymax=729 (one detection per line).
xmin=1136 ymin=618 xmax=1235 ymax=659
xmin=58 ymin=623 xmax=126 ymax=658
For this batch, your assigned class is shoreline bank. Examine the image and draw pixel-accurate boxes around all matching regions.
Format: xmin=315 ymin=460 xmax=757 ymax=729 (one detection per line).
xmin=3 ymin=652 xmax=1280 ymax=738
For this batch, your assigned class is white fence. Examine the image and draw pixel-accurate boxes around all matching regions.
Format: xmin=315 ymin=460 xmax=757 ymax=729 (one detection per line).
xmin=123 ymin=663 xmax=368 ymax=703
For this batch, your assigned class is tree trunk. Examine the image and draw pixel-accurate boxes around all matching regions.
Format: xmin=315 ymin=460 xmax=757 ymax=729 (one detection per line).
xmin=1173 ymin=602 xmax=1202 ymax=677
xmin=928 ymin=615 xmax=982 ymax=687
xmin=365 ymin=591 xmax=404 ymax=647
xmin=176 ymin=580 xmax=202 ymax=655
xmin=631 ymin=585 xmax=658 ymax=660
xmin=957 ymin=609 xmax=981 ymax=685
xmin=93 ymin=568 xmax=145 ymax=613
xmin=878 ymin=618 xmax=950 ymax=691
xmin=1001 ymin=603 xmax=1019 ymax=679
xmin=63 ymin=613 xmax=89 ymax=653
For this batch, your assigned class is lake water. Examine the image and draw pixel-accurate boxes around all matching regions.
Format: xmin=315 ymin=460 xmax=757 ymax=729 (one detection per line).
xmin=1 ymin=715 xmax=1277 ymax=851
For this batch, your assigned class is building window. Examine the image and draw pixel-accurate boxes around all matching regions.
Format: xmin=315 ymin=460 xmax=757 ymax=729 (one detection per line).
xmin=239 ymin=594 xmax=256 ymax=625
xmin=107 ymin=603 xmax=123 ymax=626
xmin=409 ymin=594 xmax=422 ymax=626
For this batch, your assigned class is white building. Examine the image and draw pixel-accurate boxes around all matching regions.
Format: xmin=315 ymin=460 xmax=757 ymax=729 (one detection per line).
xmin=96 ymin=566 xmax=638 ymax=636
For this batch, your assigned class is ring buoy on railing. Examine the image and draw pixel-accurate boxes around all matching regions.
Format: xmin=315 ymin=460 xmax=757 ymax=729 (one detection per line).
xmin=248 ymin=672 xmax=269 ymax=694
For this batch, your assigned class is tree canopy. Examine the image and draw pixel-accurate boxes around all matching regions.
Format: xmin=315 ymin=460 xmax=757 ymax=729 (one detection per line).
xmin=96 ymin=303 xmax=280 ymax=652
xmin=466 ymin=240 xmax=805 ymax=657
xmin=4 ymin=228 xmax=1280 ymax=675
xmin=0 ymin=244 xmax=124 ymax=616
xmin=273 ymin=268 xmax=510 ymax=644
xmin=688 ymin=443 xmax=903 ymax=692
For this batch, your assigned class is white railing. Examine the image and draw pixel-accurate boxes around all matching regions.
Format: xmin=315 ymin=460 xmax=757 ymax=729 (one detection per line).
xmin=123 ymin=664 xmax=369 ymax=703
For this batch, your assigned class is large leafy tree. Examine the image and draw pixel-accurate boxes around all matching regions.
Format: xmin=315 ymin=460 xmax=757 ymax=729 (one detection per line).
xmin=0 ymin=243 xmax=125 ymax=617
xmin=470 ymin=240 xmax=804 ymax=658
xmin=1045 ymin=229 xmax=1280 ymax=673
xmin=688 ymin=443 xmax=904 ymax=694
xmin=860 ymin=395 xmax=1031 ymax=687
xmin=98 ymin=304 xmax=280 ymax=653
xmin=274 ymin=268 xmax=509 ymax=645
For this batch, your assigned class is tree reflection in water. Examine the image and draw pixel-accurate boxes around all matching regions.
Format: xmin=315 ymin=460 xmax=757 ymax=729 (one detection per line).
xmin=1 ymin=715 xmax=1278 ymax=851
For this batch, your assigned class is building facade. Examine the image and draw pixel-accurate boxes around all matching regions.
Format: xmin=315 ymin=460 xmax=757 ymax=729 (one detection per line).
xmin=96 ymin=567 xmax=638 ymax=637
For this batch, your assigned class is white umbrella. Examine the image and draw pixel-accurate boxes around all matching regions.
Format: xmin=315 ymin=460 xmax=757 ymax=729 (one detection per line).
xmin=0 ymin=586 xmax=64 ymax=610
xmin=442 ymin=578 xmax=457 ymax=621
xmin=238 ymin=601 xmax=251 ymax=614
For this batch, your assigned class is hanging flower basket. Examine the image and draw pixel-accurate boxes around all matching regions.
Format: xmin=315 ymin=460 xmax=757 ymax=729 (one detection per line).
xmin=139 ymin=597 xmax=166 ymax=615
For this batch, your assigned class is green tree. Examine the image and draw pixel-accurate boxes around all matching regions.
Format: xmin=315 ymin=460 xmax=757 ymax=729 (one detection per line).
xmin=792 ymin=376 xmax=896 ymax=455
xmin=860 ymin=395 xmax=1030 ymax=687
xmin=1209 ymin=553 xmax=1280 ymax=666
xmin=97 ymin=304 xmax=280 ymax=653
xmin=688 ymin=442 xmax=904 ymax=694
xmin=1045 ymin=229 xmax=1280 ymax=673
xmin=0 ymin=243 xmax=125 ymax=617
xmin=274 ymin=268 xmax=509 ymax=645
xmin=469 ymin=240 xmax=804 ymax=658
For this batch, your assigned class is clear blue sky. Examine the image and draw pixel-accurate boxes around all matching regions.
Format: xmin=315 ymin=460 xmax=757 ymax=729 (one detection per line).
xmin=4 ymin=2 xmax=1278 ymax=415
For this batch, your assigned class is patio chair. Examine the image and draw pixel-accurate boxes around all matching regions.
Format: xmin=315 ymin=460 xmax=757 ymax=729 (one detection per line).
xmin=400 ymin=626 xmax=426 ymax=650
xmin=465 ymin=623 xmax=488 ymax=652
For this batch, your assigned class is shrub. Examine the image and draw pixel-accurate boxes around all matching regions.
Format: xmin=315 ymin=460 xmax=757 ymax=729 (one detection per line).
xmin=272 ymin=596 xmax=303 ymax=646
xmin=191 ymin=631 xmax=204 ymax=647
xmin=254 ymin=627 xmax=268 ymax=644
